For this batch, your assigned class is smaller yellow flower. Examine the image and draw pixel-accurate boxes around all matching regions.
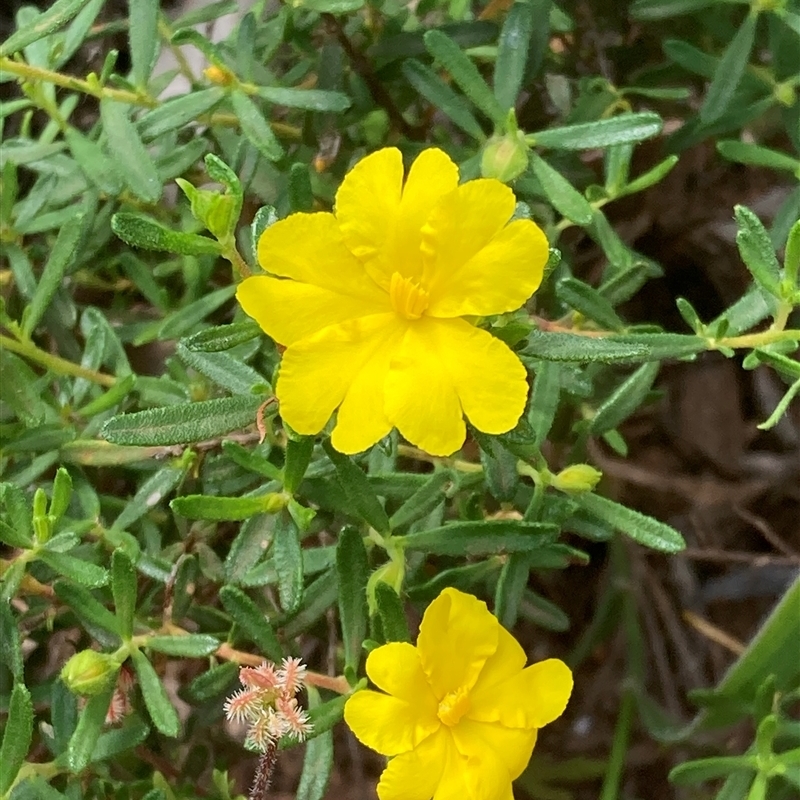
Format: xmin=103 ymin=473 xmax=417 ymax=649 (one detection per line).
xmin=344 ymin=588 xmax=573 ymax=800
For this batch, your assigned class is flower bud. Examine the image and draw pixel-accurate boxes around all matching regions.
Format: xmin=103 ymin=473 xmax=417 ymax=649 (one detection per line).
xmin=481 ymin=130 xmax=529 ymax=183
xmin=61 ymin=650 xmax=120 ymax=696
xmin=551 ymin=464 xmax=602 ymax=494
xmin=203 ymin=65 xmax=234 ymax=86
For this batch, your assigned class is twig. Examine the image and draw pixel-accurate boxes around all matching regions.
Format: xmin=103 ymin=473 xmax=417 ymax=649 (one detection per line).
xmin=250 ymin=742 xmax=278 ymax=800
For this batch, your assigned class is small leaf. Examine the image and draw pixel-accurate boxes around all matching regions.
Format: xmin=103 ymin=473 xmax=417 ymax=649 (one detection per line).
xmin=145 ymin=634 xmax=220 ymax=657
xmin=423 ymin=30 xmax=505 ymax=125
xmin=112 ymin=213 xmax=222 ymax=256
xmin=111 ymin=549 xmax=137 ymax=640
xmin=494 ymin=1 xmax=535 ymax=111
xmin=589 ymin=362 xmax=661 ymax=436
xmin=129 ymin=0 xmax=159 ymax=88
xmin=402 ymin=60 xmax=484 ymax=139
xmin=137 ymin=88 xmax=226 ymax=139
xmin=219 ymin=585 xmax=283 ymax=662
xmin=67 ymin=685 xmax=115 ymax=773
xmin=100 ymin=100 xmax=162 ymax=203
xmin=130 ymin=649 xmax=180 ymax=737
xmin=717 ymin=140 xmax=800 ymax=173
xmin=0 ymin=0 xmax=93 ymax=57
xmin=296 ymin=687 xmax=334 ymax=800
xmin=181 ymin=321 xmax=261 ymax=353
xmin=556 ymin=277 xmax=626 ymax=330
xmin=374 ymin=582 xmax=410 ymax=643
xmin=323 ymin=442 xmax=390 ymax=534
xmin=700 ymin=13 xmax=758 ymax=124
xmin=54 ymin=581 xmax=121 ymax=642
xmin=0 ymin=604 xmax=24 ymax=680
xmin=113 ymin=465 xmax=184 ymax=531
xmin=37 ymin=551 xmax=109 ymax=587
xmin=388 ymin=470 xmax=451 ymax=531
xmin=529 ymin=112 xmax=663 ymax=150
xmin=0 ymin=682 xmax=33 ymax=795
xmin=399 ymin=520 xmax=558 ymax=556
xmin=336 ymin=527 xmax=369 ymax=678
xmin=521 ymin=331 xmax=649 ymax=364
xmin=530 ymin=153 xmax=593 ymax=225
xmin=255 ymin=86 xmax=350 ymax=112
xmin=231 ymin=90 xmax=283 ymax=162
xmin=576 ymin=493 xmax=685 ymax=552
xmin=735 ymin=205 xmax=782 ymax=296
xmin=527 ymin=361 xmax=561 ymax=447
xmin=284 ymin=436 xmax=315 ymax=495
xmin=477 ymin=437 xmax=518 ymax=502
xmin=171 ymin=494 xmax=279 ymax=521
xmin=273 ymin=509 xmax=303 ymax=613
xmin=102 ymin=395 xmax=265 ymax=446
xmin=186 ymin=661 xmax=239 ymax=702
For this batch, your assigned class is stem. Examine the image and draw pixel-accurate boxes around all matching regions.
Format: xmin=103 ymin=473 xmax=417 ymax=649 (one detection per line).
xmin=0 ymin=334 xmax=117 ymax=387
xmin=221 ymin=241 xmax=252 ymax=279
xmin=249 ymin=742 xmax=278 ymax=800
xmin=599 ymin=688 xmax=636 ymax=800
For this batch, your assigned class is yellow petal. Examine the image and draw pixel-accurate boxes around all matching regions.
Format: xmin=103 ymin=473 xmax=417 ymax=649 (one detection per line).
xmin=391 ymin=148 xmax=460 ymax=283
xmin=236 ymin=276 xmax=388 ymax=346
xmin=390 ymin=317 xmax=529 ymax=444
xmin=451 ymin=722 xmax=518 ymax=800
xmin=345 ymin=689 xmax=441 ymax=757
xmin=426 ymin=218 xmax=548 ymax=318
xmin=335 ymin=148 xmax=404 ymax=289
xmin=376 ymin=727 xmax=450 ymax=800
xmin=468 ymin=658 xmax=573 ymax=729
xmin=416 ymin=588 xmax=499 ymax=699
xmin=471 ymin=625 xmax=526 ymax=694
xmin=454 ymin=718 xmax=537 ymax=780
xmin=256 ymin=212 xmax=386 ymax=302
xmin=276 ymin=313 xmax=401 ymax=437
xmin=384 ymin=320 xmax=465 ymax=456
xmin=365 ymin=643 xmax=439 ymax=716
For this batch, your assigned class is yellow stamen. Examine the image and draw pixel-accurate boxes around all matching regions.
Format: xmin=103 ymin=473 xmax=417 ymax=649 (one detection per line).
xmin=389 ymin=272 xmax=429 ymax=320
xmin=437 ymin=686 xmax=470 ymax=727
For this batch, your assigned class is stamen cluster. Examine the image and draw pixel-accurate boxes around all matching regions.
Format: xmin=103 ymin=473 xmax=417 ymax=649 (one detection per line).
xmin=224 ymin=658 xmax=312 ymax=752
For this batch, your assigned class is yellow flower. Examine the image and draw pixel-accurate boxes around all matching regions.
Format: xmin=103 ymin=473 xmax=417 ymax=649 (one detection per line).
xmin=237 ymin=148 xmax=549 ymax=456
xmin=343 ymin=588 xmax=573 ymax=800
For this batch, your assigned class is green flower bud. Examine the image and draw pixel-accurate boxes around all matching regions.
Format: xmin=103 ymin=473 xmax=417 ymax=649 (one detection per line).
xmin=551 ymin=464 xmax=602 ymax=494
xmin=61 ymin=650 xmax=120 ymax=696
xmin=366 ymin=557 xmax=405 ymax=617
xmin=481 ymin=130 xmax=529 ymax=183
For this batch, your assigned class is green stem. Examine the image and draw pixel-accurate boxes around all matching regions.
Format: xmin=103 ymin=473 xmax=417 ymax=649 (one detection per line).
xmin=0 ymin=334 xmax=117 ymax=387
xmin=599 ymin=688 xmax=636 ymax=800
xmin=716 ymin=328 xmax=800 ymax=349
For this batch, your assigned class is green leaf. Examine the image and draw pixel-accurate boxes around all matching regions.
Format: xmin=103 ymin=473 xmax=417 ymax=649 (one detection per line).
xmin=402 ymin=60 xmax=484 ymax=139
xmin=113 ymin=465 xmax=184 ymax=530
xmin=630 ymin=0 xmax=719 ymax=21
xmin=494 ymin=553 xmax=530 ymax=629
xmin=37 ymin=551 xmax=109 ymax=587
xmin=111 ymin=549 xmax=137 ymax=640
xmin=130 ymin=649 xmax=180 ymax=737
xmin=102 ymin=395 xmax=265 ymax=446
xmin=54 ymin=581 xmax=121 ymax=642
xmin=0 ymin=604 xmax=23 ymax=680
xmin=186 ymin=661 xmax=238 ymax=702
xmin=90 ymin=718 xmax=150 ymax=765
xmin=22 ymin=210 xmax=87 ymax=337
xmin=389 ymin=470 xmax=452 ymax=531
xmin=556 ymin=277 xmax=626 ymax=330
xmin=64 ymin=127 xmax=123 ymax=194
xmin=529 ymin=112 xmax=663 ymax=150
xmin=478 ymin=437 xmax=519 ymax=502
xmin=735 ymin=205 xmax=782 ymax=296
xmin=49 ymin=467 xmax=72 ymax=522
xmin=219 ymin=585 xmax=283 ymax=662
xmin=785 ymin=217 xmax=800 ymax=286
xmin=521 ymin=331 xmax=649 ymax=364
xmin=145 ymin=634 xmax=220 ymax=657
xmin=615 ymin=155 xmax=679 ymax=198
xmin=67 ymin=685 xmax=115 ymax=773
xmin=255 ymin=86 xmax=350 ymax=112
xmin=0 ymin=0 xmax=93 ymax=57
xmin=137 ymin=88 xmax=226 ymax=140
xmin=527 ymin=361 xmax=561 ymax=447
xmin=399 ymin=520 xmax=558 ymax=556
xmin=323 ymin=442 xmax=390 ymax=534
xmin=296 ymin=0 xmax=364 ymax=11
xmin=171 ymin=493 xmax=278 ymax=521
xmin=284 ymin=435 xmax=315 ymax=495
xmin=0 ymin=350 xmax=57 ymax=427
xmin=530 ymin=153 xmax=593 ymax=225
xmin=0 ymin=518 xmax=33 ymax=549
xmin=494 ymin=1 xmax=535 ymax=110
xmin=757 ymin=377 xmax=800 ymax=431
xmin=589 ymin=362 xmax=661 ymax=436
xmin=112 ymin=212 xmax=222 ymax=256
xmin=575 ymin=493 xmax=685 ymax=552
xmin=230 ymin=90 xmax=283 ymax=162
xmin=423 ymin=30 xmax=505 ymax=125
xmin=717 ymin=140 xmax=800 ymax=173
xmin=336 ymin=527 xmax=369 ymax=678
xmin=374 ymin=582 xmax=410 ymax=643
xmin=271 ymin=509 xmax=304 ymax=613
xmin=700 ymin=12 xmax=758 ymax=124
xmin=669 ymin=756 xmax=755 ymax=785
xmin=0 ymin=682 xmax=33 ymax=795
xmin=296 ymin=687 xmax=334 ymax=800
xmin=177 ymin=342 xmax=266 ymax=395
xmin=180 ymin=322 xmax=261 ymax=353
xmin=129 ymin=0 xmax=159 ymax=88
xmin=100 ymin=100 xmax=162 ymax=203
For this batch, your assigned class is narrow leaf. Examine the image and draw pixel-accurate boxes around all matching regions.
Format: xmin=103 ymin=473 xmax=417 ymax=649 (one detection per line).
xmin=111 ymin=549 xmax=137 ymax=640
xmin=231 ymin=90 xmax=283 ymax=162
xmin=336 ymin=527 xmax=369 ymax=677
xmin=530 ymin=112 xmax=663 ymax=150
xmin=0 ymin=0 xmax=93 ymax=57
xmin=0 ymin=682 xmax=33 ymax=795
xmin=219 ymin=585 xmax=283 ymax=662
xmin=399 ymin=520 xmax=558 ymax=556
xmin=494 ymin=1 xmax=535 ymax=110
xmin=112 ymin=212 xmax=222 ymax=255
xmin=530 ymin=153 xmax=593 ymax=225
xmin=130 ymin=649 xmax=180 ymax=737
xmin=129 ymin=0 xmax=159 ymax=88
xmin=589 ymin=362 xmax=661 ymax=436
xmin=145 ymin=634 xmax=219 ymax=657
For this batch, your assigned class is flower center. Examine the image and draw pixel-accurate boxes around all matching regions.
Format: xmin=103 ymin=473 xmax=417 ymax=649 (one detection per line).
xmin=389 ymin=272 xmax=429 ymax=320
xmin=437 ymin=686 xmax=470 ymax=727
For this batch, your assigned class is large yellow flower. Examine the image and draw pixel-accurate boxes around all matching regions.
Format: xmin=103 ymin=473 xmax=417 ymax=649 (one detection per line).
xmin=344 ymin=588 xmax=573 ymax=800
xmin=237 ymin=148 xmax=548 ymax=456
